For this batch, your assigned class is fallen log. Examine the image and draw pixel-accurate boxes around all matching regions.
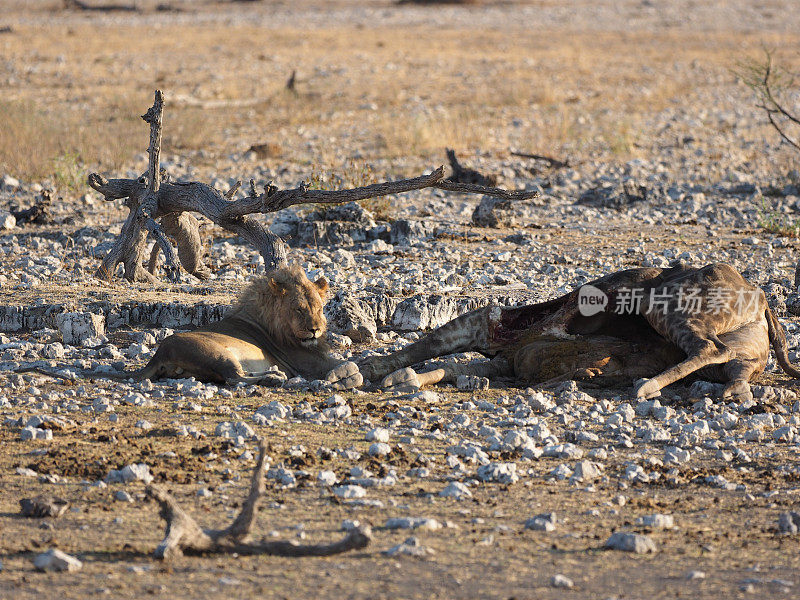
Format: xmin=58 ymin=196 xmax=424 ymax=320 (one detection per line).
xmin=91 ymin=90 xmax=537 ymax=282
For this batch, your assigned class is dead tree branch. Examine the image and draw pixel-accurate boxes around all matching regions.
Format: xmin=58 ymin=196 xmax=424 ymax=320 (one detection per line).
xmin=12 ymin=189 xmax=53 ymax=224
xmin=510 ymin=151 xmax=570 ymax=170
xmin=64 ymin=0 xmax=138 ymax=10
xmin=286 ymin=70 xmax=297 ymax=93
xmin=91 ymin=91 xmax=535 ymax=282
xmin=737 ymin=48 xmax=800 ymax=286
xmin=740 ymin=47 xmax=800 ymax=152
xmin=435 ymin=179 xmax=537 ymax=201
xmin=445 ymin=148 xmax=497 ymax=187
xmin=147 ymin=441 xmax=371 ymax=559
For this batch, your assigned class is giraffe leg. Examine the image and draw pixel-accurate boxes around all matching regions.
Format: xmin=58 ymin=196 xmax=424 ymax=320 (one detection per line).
xmin=359 ymin=307 xmax=493 ymax=383
xmin=380 ymin=356 xmax=511 ymax=393
xmin=635 ymin=331 xmax=732 ymax=399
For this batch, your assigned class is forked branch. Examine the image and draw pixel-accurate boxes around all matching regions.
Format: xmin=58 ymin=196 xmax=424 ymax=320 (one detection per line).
xmin=739 ymin=47 xmax=800 ymax=152
xmin=91 ymin=91 xmax=537 ymax=282
xmin=147 ymin=441 xmax=371 ymax=559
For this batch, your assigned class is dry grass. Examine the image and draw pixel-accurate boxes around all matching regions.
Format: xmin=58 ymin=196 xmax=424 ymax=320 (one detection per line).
xmin=0 ymin=97 xmax=144 ymax=190
xmin=1 ymin=18 xmax=799 ymax=182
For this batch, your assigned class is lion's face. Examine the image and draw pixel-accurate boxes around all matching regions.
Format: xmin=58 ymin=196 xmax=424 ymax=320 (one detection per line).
xmin=267 ymin=266 xmax=329 ymax=346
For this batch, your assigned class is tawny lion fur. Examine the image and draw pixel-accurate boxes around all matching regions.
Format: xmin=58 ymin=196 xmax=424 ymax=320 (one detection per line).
xmin=47 ymin=265 xmax=361 ymax=388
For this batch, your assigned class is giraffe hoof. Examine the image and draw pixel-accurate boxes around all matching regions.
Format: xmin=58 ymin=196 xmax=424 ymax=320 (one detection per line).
xmin=722 ymin=381 xmax=753 ymax=403
xmin=381 ymin=367 xmax=422 ymax=394
xmin=634 ymin=378 xmax=662 ymax=399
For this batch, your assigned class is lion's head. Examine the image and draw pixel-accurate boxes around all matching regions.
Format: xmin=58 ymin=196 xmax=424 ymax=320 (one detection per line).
xmin=234 ymin=264 xmax=329 ymax=348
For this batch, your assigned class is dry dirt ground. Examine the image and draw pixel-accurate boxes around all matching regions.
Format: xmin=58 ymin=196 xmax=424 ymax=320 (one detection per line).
xmin=3 ymin=1 xmax=800 ymax=599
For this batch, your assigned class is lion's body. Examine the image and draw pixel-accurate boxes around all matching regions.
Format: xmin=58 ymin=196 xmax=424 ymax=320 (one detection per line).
xmin=133 ymin=317 xmax=303 ymax=383
xmin=114 ymin=265 xmax=361 ymax=388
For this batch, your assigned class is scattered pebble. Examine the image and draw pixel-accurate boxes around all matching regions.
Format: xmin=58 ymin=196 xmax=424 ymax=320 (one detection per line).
xmin=604 ymin=532 xmax=657 ymax=553
xmin=33 ymin=549 xmax=82 ymax=572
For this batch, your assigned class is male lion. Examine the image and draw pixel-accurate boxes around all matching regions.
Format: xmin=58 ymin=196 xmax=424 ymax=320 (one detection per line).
xmin=41 ymin=265 xmax=362 ymax=388
xmin=359 ymin=262 xmax=800 ymax=401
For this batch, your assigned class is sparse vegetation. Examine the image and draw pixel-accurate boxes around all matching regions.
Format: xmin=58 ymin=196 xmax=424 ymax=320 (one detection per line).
xmin=51 ymin=151 xmax=87 ymax=197
xmin=0 ymin=99 xmax=139 ymax=183
xmin=307 ymin=159 xmax=393 ymax=220
xmin=757 ymin=199 xmax=800 ymax=237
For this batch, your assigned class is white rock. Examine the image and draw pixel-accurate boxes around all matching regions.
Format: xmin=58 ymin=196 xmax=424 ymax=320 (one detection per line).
xmin=384 ymin=517 xmax=441 ymax=530
xmin=267 ymin=466 xmax=296 ymax=487
xmin=323 ymin=404 xmax=352 ymax=420
xmin=56 ymin=312 xmax=105 ymax=346
xmin=773 ymin=426 xmax=796 ymax=442
xmin=456 ymin=374 xmax=489 ymax=390
xmin=687 ymin=570 xmax=706 ymax=580
xmin=368 ymin=442 xmax=392 ymax=457
xmin=549 ymin=464 xmax=572 ymax=480
xmin=215 ymin=421 xmax=255 ymax=439
xmin=318 ymin=470 xmax=338 ymax=486
xmin=42 ymin=342 xmax=65 ymax=359
xmin=525 ymin=513 xmax=557 ymax=531
xmin=439 ymin=481 xmax=472 ymax=500
xmin=635 ymin=398 xmax=660 ymax=417
xmin=604 ymin=532 xmax=657 ymax=553
xmin=382 ymin=537 xmax=433 ymax=557
xmin=367 ymin=239 xmax=393 ymax=254
xmin=551 ymin=574 xmax=573 ymax=588
xmin=255 ymin=400 xmax=290 ymax=421
xmin=332 ymin=485 xmax=366 ymax=499
xmin=365 ymin=427 xmax=390 ymax=443
xmin=527 ymin=391 xmax=556 ymax=412
xmin=543 ymin=443 xmax=583 ymax=459
xmin=332 ymin=248 xmax=356 ymax=268
xmin=716 ymin=412 xmax=738 ymax=429
xmin=652 ymin=405 xmax=675 ymax=421
xmin=636 ymin=513 xmax=674 ymax=529
xmin=503 ymin=430 xmax=531 ymax=449
xmin=105 ymin=463 xmax=153 ymax=485
xmin=20 ymin=426 xmax=52 ymax=441
xmin=114 ymin=490 xmax=133 ymax=502
xmin=477 ymin=462 xmax=518 ymax=484
xmin=664 ymin=446 xmax=691 ymax=465
xmin=33 ymin=549 xmax=82 ymax=572
xmin=778 ymin=511 xmax=800 ymax=534
xmin=0 ymin=211 xmax=15 ymax=230
xmin=2 ymin=174 xmax=20 ymax=189
xmin=570 ymin=460 xmax=602 ymax=482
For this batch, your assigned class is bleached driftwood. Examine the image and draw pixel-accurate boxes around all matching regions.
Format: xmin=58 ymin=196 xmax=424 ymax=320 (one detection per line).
xmin=147 ymin=441 xmax=371 ymax=559
xmin=90 ymin=90 xmax=537 ymax=282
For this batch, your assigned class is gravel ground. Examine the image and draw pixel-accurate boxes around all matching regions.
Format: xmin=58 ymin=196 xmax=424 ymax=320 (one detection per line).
xmin=2 ymin=1 xmax=800 ymax=599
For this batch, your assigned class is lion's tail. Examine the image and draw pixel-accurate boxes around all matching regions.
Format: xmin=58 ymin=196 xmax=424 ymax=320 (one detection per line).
xmin=15 ymin=362 xmax=159 ymax=382
xmin=766 ymin=305 xmax=800 ymax=378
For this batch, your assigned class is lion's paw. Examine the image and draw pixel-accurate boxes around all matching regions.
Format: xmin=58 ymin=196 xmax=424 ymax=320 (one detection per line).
xmin=325 ymin=361 xmax=364 ymax=390
xmin=381 ymin=367 xmax=422 ymax=394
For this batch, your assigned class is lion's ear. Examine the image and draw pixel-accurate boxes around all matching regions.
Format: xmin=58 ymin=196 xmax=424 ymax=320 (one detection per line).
xmin=313 ymin=276 xmax=329 ymax=297
xmin=268 ymin=277 xmax=286 ymax=296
